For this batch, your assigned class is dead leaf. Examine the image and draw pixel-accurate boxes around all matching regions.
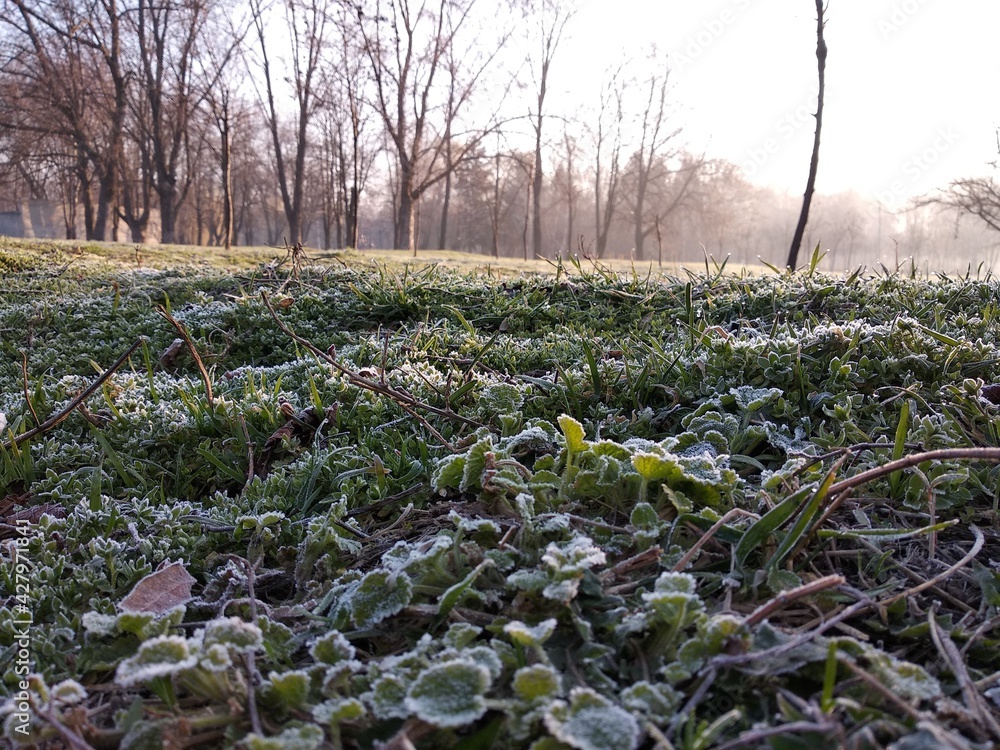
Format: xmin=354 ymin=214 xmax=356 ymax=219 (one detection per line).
xmin=119 ymin=560 xmax=196 ymax=614
xmin=981 ymin=384 xmax=1000 ymax=405
xmin=158 ymin=338 xmax=185 ymax=369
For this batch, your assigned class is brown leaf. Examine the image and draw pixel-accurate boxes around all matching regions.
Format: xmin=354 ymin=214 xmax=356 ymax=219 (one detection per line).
xmin=119 ymin=560 xmax=196 ymax=614
xmin=158 ymin=338 xmax=186 ymax=369
xmin=0 ymin=502 xmax=65 ymax=539
xmin=981 ymin=384 xmax=1000 ymax=405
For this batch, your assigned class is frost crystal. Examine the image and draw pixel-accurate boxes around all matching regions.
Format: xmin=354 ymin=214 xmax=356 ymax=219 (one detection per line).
xmin=348 ymin=569 xmax=413 ymax=628
xmin=115 ymin=635 xmax=198 ymax=687
xmin=405 ymin=659 xmax=492 ymax=728
xmin=309 ymin=630 xmax=356 ymax=665
xmin=544 ymin=687 xmax=640 ymax=750
xmin=504 ymin=618 xmax=558 ymax=647
xmin=203 ymin=617 xmax=264 ymax=652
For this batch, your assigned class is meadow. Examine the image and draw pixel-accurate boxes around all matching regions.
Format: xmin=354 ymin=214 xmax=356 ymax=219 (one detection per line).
xmin=2 ymin=240 xmax=1000 ymax=749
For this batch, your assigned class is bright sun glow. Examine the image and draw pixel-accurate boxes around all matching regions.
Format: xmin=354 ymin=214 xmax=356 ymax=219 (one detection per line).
xmin=562 ymin=0 xmax=1000 ymax=208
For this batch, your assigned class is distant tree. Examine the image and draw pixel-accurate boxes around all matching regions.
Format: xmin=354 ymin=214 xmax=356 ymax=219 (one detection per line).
xmin=590 ymin=64 xmax=625 ymax=258
xmin=356 ymin=0 xmax=509 ymax=253
xmin=519 ymin=0 xmax=574 ymax=260
xmin=787 ymin=0 xmax=828 ymax=269
xmin=249 ymin=0 xmax=329 ymax=246
xmin=618 ymin=48 xmax=693 ymax=261
xmin=127 ymin=0 xmax=222 ymax=244
xmin=2 ymin=0 xmax=128 ymax=240
xmin=918 ymin=176 xmax=1000 ymax=234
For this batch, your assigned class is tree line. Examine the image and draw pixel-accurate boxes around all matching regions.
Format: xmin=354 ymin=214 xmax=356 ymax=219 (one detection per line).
xmin=1 ymin=0 xmax=997 ymax=270
xmin=0 ymin=0 xmax=700 ymax=258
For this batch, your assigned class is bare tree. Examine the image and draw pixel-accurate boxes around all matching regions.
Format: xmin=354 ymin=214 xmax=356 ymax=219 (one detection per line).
xmin=917 ymin=176 xmax=1000 ymax=234
xmin=127 ymin=0 xmax=221 ymax=244
xmin=591 ymin=65 xmax=625 ymax=258
xmin=320 ymin=2 xmax=379 ymax=249
xmin=619 ymin=48 xmax=693 ymax=261
xmin=356 ymin=0 xmax=510 ymax=253
xmin=249 ymin=0 xmax=328 ymax=245
xmin=787 ymin=0 xmax=828 ymax=269
xmin=2 ymin=0 xmax=128 ymax=240
xmin=520 ymin=0 xmax=573 ymax=260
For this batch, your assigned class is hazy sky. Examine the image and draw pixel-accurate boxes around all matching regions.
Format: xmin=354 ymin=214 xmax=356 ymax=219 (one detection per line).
xmin=561 ymin=0 xmax=1000 ymax=210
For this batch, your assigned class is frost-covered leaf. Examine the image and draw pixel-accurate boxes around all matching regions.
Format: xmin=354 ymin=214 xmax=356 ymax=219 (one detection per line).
xmin=478 ymin=382 xmax=524 ymax=414
xmin=348 ymin=569 xmax=413 ymax=628
xmin=50 ymin=679 xmax=87 ymax=706
xmin=557 ymin=414 xmax=589 ymax=454
xmin=242 ymin=724 xmax=325 ymax=750
xmin=309 ymin=630 xmax=355 ymax=665
xmin=544 ymin=688 xmax=640 ymax=750
xmin=505 ymin=618 xmax=557 ymax=647
xmin=513 ymin=664 xmax=562 ymax=701
xmin=82 ymin=611 xmax=118 ymax=637
xmin=432 ymin=453 xmax=466 ymax=493
xmin=463 ymin=644 xmax=504 ymax=682
xmin=115 ymin=635 xmax=197 ymax=687
xmin=542 ymin=536 xmax=606 ymax=577
xmin=461 ymin=436 xmax=495 ymax=492
xmin=118 ymin=561 xmax=196 ymax=615
xmin=203 ymin=617 xmax=263 ymax=652
xmin=632 ymin=451 xmax=684 ymax=483
xmin=262 ymin=670 xmax=311 ymax=710
xmin=621 ymin=681 xmax=680 ymax=722
xmin=366 ymin=673 xmax=411 ymax=720
xmin=405 ymin=659 xmax=492 ymax=728
xmin=730 ymin=385 xmax=783 ymax=411
xmin=313 ymin=697 xmax=366 ymax=725
xmin=443 ymin=622 xmax=482 ymax=649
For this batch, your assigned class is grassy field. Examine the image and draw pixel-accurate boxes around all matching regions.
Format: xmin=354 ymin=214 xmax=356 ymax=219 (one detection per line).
xmin=2 ymin=238 xmax=1000 ymax=749
xmin=0 ymin=236 xmax=775 ymax=278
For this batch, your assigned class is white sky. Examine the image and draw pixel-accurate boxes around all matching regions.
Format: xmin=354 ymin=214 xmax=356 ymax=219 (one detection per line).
xmin=560 ymin=0 xmax=1000 ymax=209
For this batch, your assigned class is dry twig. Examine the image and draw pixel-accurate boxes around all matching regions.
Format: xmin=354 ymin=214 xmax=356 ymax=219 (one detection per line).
xmin=3 ymin=338 xmax=144 ymax=450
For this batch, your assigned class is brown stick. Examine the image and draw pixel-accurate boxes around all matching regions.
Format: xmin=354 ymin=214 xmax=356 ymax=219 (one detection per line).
xmin=157 ymin=306 xmax=214 ymax=408
xmin=827 ymin=448 xmax=1000 ymax=498
xmin=2 ymin=338 xmax=145 ymax=450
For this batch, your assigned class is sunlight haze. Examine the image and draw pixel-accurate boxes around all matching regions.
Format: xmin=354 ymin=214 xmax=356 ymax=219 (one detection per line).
xmin=564 ymin=0 xmax=1000 ymax=208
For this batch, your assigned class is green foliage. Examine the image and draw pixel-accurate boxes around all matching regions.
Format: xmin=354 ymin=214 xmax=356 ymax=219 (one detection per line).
xmin=3 ymin=253 xmax=1000 ymax=747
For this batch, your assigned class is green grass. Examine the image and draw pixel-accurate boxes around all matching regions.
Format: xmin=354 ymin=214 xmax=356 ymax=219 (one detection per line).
xmin=2 ymin=238 xmax=1000 ymax=748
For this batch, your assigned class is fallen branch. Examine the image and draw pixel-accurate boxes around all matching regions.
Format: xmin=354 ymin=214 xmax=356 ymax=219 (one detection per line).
xmin=2 ymin=338 xmax=145 ymax=450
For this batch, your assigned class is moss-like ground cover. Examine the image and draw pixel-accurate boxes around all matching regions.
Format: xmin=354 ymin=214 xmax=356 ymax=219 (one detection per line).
xmin=3 ymin=246 xmax=1000 ymax=749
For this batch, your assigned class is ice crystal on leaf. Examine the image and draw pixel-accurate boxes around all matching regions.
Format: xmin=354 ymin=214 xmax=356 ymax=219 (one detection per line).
xmin=242 ymin=724 xmax=325 ymax=750
xmin=115 ymin=635 xmax=198 ymax=687
xmin=504 ymin=618 xmax=558 ymax=647
xmin=544 ymin=687 xmax=640 ymax=750
xmin=347 ymin=569 xmax=414 ymax=628
xmin=404 ymin=659 xmax=492 ymax=728
xmin=513 ymin=664 xmax=562 ymax=701
xmin=309 ymin=630 xmax=355 ymax=665
xmin=203 ymin=617 xmax=264 ymax=652
xmin=312 ymin=697 xmax=365 ymax=725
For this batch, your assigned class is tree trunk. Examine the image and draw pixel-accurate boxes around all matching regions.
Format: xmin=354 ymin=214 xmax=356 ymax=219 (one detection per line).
xmin=634 ymin=173 xmax=647 ymax=260
xmin=221 ymin=105 xmax=233 ymax=249
xmin=787 ymin=0 xmax=827 ymax=270
xmin=439 ymin=167 xmax=452 ymax=250
xmin=532 ymin=105 xmax=544 ymax=259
